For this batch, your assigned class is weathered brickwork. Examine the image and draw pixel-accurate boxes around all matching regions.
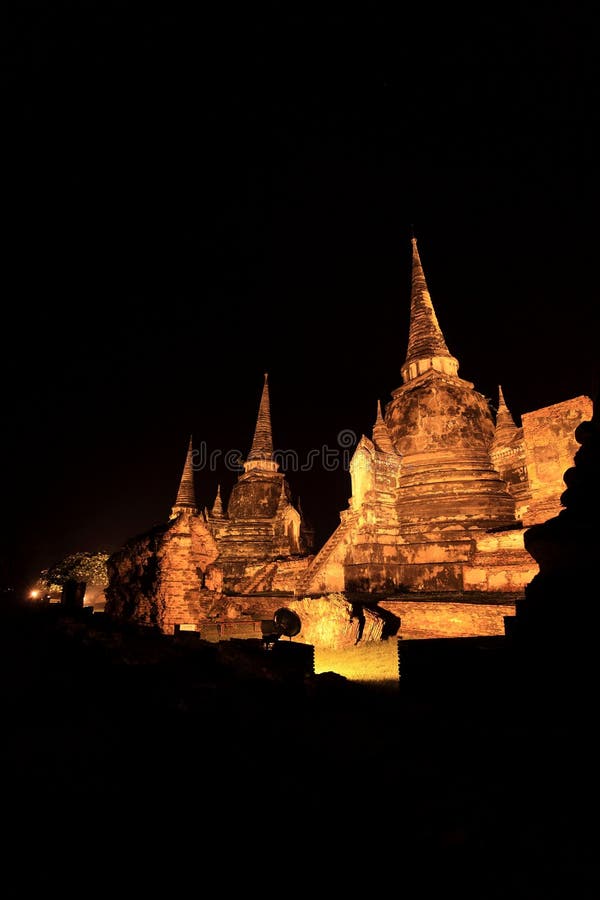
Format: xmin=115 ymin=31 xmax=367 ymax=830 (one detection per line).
xmin=295 ymin=239 xmax=588 ymax=643
xmin=520 ymin=395 xmax=593 ymax=526
xmin=105 ymin=510 xmax=220 ymax=632
xmin=506 ymin=403 xmax=600 ymax=680
xmin=107 ymin=239 xmax=590 ymax=650
xmin=380 ymin=600 xmax=514 ymax=640
xmin=106 ymin=376 xmax=313 ymax=634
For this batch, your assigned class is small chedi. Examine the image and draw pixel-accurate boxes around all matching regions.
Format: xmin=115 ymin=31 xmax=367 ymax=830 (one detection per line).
xmin=105 ymin=238 xmax=592 ymax=642
xmin=207 ymin=375 xmax=314 ymax=594
xmin=105 ymin=376 xmax=314 ymax=635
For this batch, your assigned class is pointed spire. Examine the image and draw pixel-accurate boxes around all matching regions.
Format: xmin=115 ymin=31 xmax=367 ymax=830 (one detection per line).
xmin=210 ymin=484 xmax=225 ymax=518
xmin=173 ymin=435 xmax=197 ymax=512
xmin=401 ymin=238 xmax=459 ymax=383
xmin=277 ymin=480 xmax=289 ymax=511
xmin=372 ymin=399 xmax=396 ymax=453
xmin=247 ymin=373 xmax=274 ymax=461
xmin=493 ymin=385 xmax=519 ymax=445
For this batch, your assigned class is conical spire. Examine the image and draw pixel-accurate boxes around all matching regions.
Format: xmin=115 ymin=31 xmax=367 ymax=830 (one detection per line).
xmin=277 ymin=480 xmax=289 ymax=511
xmin=493 ymin=385 xmax=519 ymax=445
xmin=372 ymin=399 xmax=396 ymax=453
xmin=210 ymin=484 xmax=225 ymax=518
xmin=173 ymin=436 xmax=197 ymax=511
xmin=401 ymin=238 xmax=459 ymax=383
xmin=247 ymin=373 xmax=274 ymax=461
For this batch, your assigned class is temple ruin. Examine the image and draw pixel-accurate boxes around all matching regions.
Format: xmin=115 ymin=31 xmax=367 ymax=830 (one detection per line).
xmin=105 ymin=377 xmax=314 ymax=633
xmin=298 ymin=239 xmax=592 ymax=639
xmin=105 ymin=239 xmax=592 ymax=643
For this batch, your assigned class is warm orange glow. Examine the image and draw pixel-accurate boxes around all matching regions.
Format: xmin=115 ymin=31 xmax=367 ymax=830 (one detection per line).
xmin=314 ymin=640 xmax=399 ymax=683
xmin=29 ymin=589 xmax=40 ymax=599
xmin=290 ymin=596 xmax=359 ymax=648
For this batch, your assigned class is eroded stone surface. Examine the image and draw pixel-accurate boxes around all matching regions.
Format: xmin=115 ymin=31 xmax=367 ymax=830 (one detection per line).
xmin=508 ymin=401 xmax=600 ymax=662
xmin=106 ymin=377 xmax=313 ymax=633
xmin=299 ymin=243 xmax=590 ymax=614
xmin=106 ymin=241 xmax=591 ymax=646
xmin=288 ymin=594 xmax=385 ymax=648
xmin=105 ymin=510 xmax=220 ymax=633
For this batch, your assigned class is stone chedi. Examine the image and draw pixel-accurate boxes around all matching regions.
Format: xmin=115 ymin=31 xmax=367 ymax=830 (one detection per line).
xmin=106 ymin=238 xmax=591 ymax=642
xmin=105 ymin=378 xmax=314 ymax=633
xmin=389 ymin=239 xmax=517 ymax=531
xmin=105 ymin=437 xmax=222 ymax=634
xmin=207 ymin=374 xmax=313 ymax=593
xmin=298 ymin=239 xmax=591 ymax=639
xmin=489 ymin=386 xmax=530 ymax=516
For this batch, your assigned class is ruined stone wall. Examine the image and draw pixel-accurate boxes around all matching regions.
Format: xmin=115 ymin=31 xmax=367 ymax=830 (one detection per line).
xmin=521 ymin=395 xmax=593 ymax=526
xmin=380 ymin=599 xmax=514 ymax=640
xmin=160 ymin=513 xmax=221 ymax=633
xmin=105 ymin=512 xmax=221 ymax=633
xmin=345 ymin=528 xmax=472 ymax=592
xmin=462 ymin=529 xmax=537 ymax=592
xmin=288 ymin=595 xmax=385 ymax=648
xmin=306 ymin=511 xmax=537 ymax=599
xmin=105 ymin=524 xmax=169 ymax=629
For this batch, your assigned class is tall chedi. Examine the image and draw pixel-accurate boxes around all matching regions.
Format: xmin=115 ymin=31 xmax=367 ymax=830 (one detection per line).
xmin=385 ymin=238 xmax=517 ymax=529
xmin=226 ymin=373 xmax=285 ymax=520
xmin=212 ymin=374 xmax=313 ymax=592
xmin=170 ymin=435 xmax=197 ymax=518
xmin=299 ymin=237 xmax=538 ymax=609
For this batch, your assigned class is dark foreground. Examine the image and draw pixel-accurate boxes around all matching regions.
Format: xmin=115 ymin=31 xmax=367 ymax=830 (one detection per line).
xmin=1 ymin=602 xmax=598 ymax=898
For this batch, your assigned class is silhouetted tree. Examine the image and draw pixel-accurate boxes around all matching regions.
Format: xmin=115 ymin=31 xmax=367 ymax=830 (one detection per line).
xmin=43 ymin=551 xmax=109 ymax=609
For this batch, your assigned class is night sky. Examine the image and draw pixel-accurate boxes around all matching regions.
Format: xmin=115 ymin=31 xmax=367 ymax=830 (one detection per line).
xmin=2 ymin=3 xmax=598 ymax=591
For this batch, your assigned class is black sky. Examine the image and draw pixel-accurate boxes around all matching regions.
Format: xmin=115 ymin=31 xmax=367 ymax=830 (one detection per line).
xmin=2 ymin=3 xmax=598 ymax=590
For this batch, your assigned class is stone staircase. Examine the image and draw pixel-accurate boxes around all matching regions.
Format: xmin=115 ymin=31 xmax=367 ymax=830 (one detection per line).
xmin=295 ymin=510 xmax=358 ymax=596
xmin=238 ymin=561 xmax=279 ymax=594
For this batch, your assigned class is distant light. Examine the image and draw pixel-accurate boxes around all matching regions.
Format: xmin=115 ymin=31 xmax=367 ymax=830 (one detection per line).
xmin=30 ymin=589 xmax=40 ymax=599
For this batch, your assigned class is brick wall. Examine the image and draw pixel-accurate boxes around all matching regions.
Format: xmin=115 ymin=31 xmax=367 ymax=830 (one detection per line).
xmin=380 ymin=599 xmax=514 ymax=640
xmin=521 ymin=395 xmax=592 ymax=525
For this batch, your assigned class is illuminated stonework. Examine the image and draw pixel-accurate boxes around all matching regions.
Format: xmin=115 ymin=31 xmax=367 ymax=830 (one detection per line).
xmin=205 ymin=374 xmax=314 ymax=592
xmin=286 ymin=594 xmax=387 ymax=648
xmin=106 ymin=375 xmax=314 ymax=632
xmin=506 ymin=400 xmax=600 ymax=685
xmin=297 ymin=239 xmax=591 ymax=641
xmin=106 ymin=239 xmax=591 ymax=645
xmin=106 ymin=510 xmax=222 ymax=633
xmin=519 ymin=396 xmax=593 ymax=525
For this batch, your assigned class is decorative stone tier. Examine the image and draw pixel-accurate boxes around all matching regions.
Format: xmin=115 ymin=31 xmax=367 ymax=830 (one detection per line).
xmin=387 ymin=371 xmax=517 ymax=529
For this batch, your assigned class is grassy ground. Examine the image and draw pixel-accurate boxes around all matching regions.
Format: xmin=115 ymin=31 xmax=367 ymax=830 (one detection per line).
xmin=314 ymin=637 xmax=399 ymax=683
